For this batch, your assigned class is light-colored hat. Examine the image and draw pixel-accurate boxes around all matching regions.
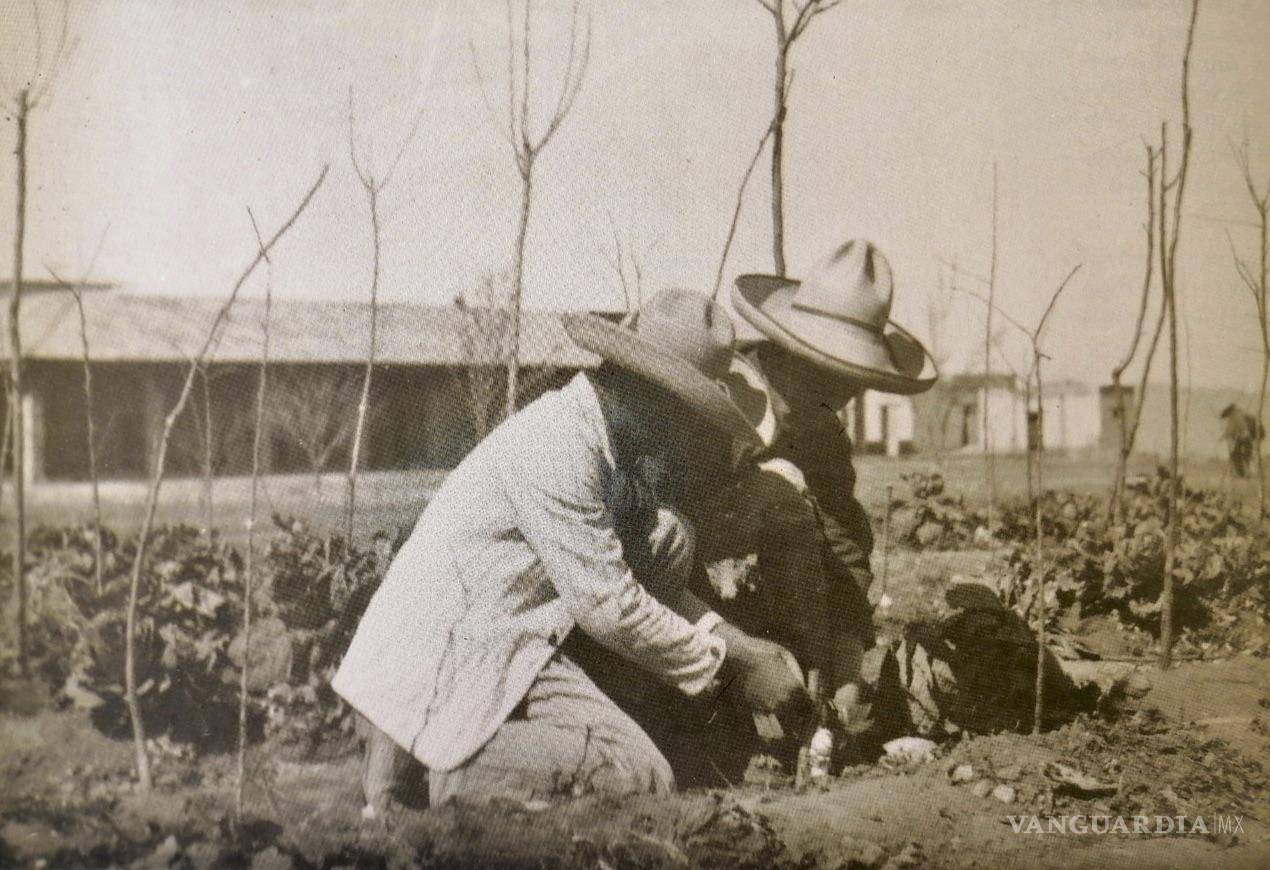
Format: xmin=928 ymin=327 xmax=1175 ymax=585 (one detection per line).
xmin=732 ymin=240 xmax=937 ymax=395
xmin=563 ymin=289 xmax=764 ymax=449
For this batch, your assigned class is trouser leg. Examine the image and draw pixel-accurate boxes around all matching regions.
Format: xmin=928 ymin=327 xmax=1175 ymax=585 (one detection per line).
xmin=356 ymin=713 xmax=408 ymax=819
xmin=427 ymin=652 xmax=673 ymax=804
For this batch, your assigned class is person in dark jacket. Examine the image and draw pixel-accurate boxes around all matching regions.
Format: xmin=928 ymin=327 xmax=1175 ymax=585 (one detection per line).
xmin=723 ymin=239 xmax=936 ymax=725
xmin=565 ymin=241 xmax=936 ymax=784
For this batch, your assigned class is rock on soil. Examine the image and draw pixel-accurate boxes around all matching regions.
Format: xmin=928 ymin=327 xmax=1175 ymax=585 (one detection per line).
xmin=990 ymin=784 xmax=1016 ymax=804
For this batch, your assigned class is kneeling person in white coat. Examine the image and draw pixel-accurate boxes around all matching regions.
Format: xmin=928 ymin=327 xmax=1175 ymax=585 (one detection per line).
xmin=332 ymin=288 xmax=812 ymax=811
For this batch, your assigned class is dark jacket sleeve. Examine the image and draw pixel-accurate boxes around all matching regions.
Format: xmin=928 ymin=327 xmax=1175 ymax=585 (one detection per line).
xmin=788 ymin=414 xmax=876 ymax=645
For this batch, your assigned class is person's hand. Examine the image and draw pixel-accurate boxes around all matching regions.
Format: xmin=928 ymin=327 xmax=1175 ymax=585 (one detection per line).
xmin=715 ymin=624 xmax=813 ymax=738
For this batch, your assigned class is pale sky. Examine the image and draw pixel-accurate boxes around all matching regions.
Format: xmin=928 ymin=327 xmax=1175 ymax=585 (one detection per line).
xmin=1 ymin=0 xmax=1268 ymax=394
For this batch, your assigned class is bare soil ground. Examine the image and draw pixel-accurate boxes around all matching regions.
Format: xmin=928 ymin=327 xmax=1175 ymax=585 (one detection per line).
xmin=1 ymin=655 xmax=1267 ymax=870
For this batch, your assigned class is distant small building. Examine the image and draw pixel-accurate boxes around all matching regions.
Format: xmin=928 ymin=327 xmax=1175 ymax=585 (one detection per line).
xmin=845 ymin=391 xmax=915 ymax=457
xmin=1038 ymin=379 xmax=1101 ymax=451
xmin=0 ymin=288 xmax=612 ymax=484
xmin=910 ymin=372 xmax=1027 ymax=454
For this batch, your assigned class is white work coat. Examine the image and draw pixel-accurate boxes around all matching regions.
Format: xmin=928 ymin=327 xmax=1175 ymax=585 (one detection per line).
xmin=331 ymin=372 xmax=725 ymax=771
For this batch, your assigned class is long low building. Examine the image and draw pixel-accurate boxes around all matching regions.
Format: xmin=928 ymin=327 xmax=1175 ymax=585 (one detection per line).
xmin=0 ymin=285 xmax=608 ymax=483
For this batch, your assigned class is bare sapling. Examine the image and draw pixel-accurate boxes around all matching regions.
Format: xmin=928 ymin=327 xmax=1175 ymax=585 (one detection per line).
xmin=597 ymin=210 xmax=651 ymax=311
xmin=237 ymin=206 xmax=274 ymax=820
xmin=1109 ymin=145 xmax=1159 ymax=521
xmin=4 ymin=0 xmax=73 ymax=678
xmin=199 ymin=366 xmax=215 ymax=535
xmin=747 ymin=0 xmax=842 ymax=274
xmin=879 ymin=484 xmax=893 ymax=600
xmin=1028 ymin=265 xmax=1081 ymax=734
xmin=921 ymin=262 xmax=956 ymax=461
xmin=471 ymin=0 xmax=590 ymax=421
xmin=344 ymin=87 xmax=428 ymax=542
xmin=951 ymin=262 xmax=1082 ymax=733
xmin=45 ymin=225 xmax=111 ymax=594
xmin=1226 ymin=139 xmax=1269 ymax=518
xmin=122 ymin=166 xmax=328 ymax=791
xmin=713 ymin=104 xmax=779 ymax=299
xmin=945 ymin=168 xmax=1004 ymax=532
xmin=8 ymin=89 xmax=30 ymax=674
xmin=0 ymin=401 xmax=11 ymax=510
xmin=1157 ymin=0 xmax=1200 ymax=670
xmin=983 ymin=164 xmax=1000 ymax=534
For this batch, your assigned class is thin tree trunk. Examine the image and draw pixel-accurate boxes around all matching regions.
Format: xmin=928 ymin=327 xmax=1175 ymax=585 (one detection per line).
xmin=1110 ymin=147 xmax=1157 ymax=519
xmin=1032 ymin=359 xmax=1046 ymax=735
xmin=0 ymin=398 xmax=12 ymax=512
xmin=1181 ymin=299 xmax=1194 ymax=465
xmin=1257 ymin=203 xmax=1268 ymax=519
xmin=714 ymin=119 xmax=775 ymax=299
xmin=1159 ymin=0 xmax=1199 ymax=670
xmin=123 ymin=166 xmax=327 ymax=790
xmin=9 ymin=88 xmax=29 ymax=676
xmin=983 ymin=163 xmax=999 ymax=532
xmin=1257 ymin=354 xmax=1268 ymax=519
xmin=68 ymin=287 xmax=103 ymax=593
xmin=347 ymin=185 xmax=380 ymax=542
xmin=879 ymin=484 xmax=893 ymax=598
xmin=201 ymin=367 xmax=214 ymax=536
xmin=1161 ymin=246 xmax=1180 ymax=669
xmin=1114 ymin=291 xmax=1169 ymax=521
xmin=238 ymin=216 xmax=274 ymax=819
xmin=1024 ymin=375 xmax=1035 ymax=506
xmin=770 ymin=37 xmax=788 ymax=276
xmin=507 ymin=168 xmax=533 ymax=421
xmin=1157 ymin=124 xmax=1176 ymax=669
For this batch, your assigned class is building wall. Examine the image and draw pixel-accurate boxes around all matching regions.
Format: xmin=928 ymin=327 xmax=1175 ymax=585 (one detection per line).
xmin=858 ymin=391 xmax=914 ymax=456
xmin=23 ymin=359 xmax=585 ymax=482
xmin=901 ymin=373 xmax=1261 ymax=459
xmin=1039 ymin=384 xmax=1100 ymax=450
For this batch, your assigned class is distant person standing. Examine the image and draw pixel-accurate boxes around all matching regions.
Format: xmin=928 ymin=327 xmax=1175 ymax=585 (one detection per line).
xmin=1219 ymin=404 xmax=1264 ymax=478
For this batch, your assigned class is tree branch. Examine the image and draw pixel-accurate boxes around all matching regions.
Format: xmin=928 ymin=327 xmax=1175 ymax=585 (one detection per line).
xmin=29 ymin=0 xmax=71 ymax=108
xmin=1033 ymin=264 xmax=1082 ymax=346
xmin=470 ymin=40 xmax=520 ymax=160
xmin=347 ymin=87 xmax=372 ymax=190
xmin=950 ymin=283 xmax=1031 ymax=341
xmin=713 ymin=112 xmax=777 ymax=298
xmin=790 ymin=0 xmax=841 ymax=43
xmin=537 ymin=1 xmax=591 ymax=154
xmin=378 ymin=98 xmax=429 ymax=193
xmin=506 ymin=0 xmax=523 ymax=162
xmin=1112 ymin=145 xmax=1158 ymax=381
xmin=31 ymin=0 xmax=44 ymax=87
xmin=121 ymin=164 xmax=328 ymax=791
xmin=519 ymin=0 xmax=533 ymax=152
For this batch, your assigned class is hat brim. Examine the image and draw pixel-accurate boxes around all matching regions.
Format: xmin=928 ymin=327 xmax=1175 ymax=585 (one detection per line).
xmin=563 ymin=313 xmax=763 ymax=450
xmin=732 ymin=274 xmax=938 ymax=396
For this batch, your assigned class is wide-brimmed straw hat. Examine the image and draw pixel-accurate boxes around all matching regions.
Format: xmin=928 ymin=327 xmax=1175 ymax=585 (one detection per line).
xmin=563 ymin=289 xmax=765 ymax=449
xmin=732 ymin=240 xmax=937 ymax=395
